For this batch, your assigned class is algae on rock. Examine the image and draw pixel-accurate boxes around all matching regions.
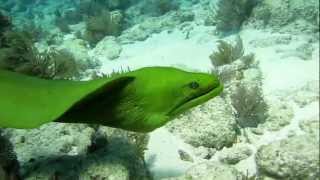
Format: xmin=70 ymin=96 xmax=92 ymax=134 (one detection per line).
xmin=218 ymin=143 xmax=253 ymax=165
xmin=247 ymin=0 xmax=320 ymax=33
xmin=92 ymin=36 xmax=123 ymax=60
xmin=172 ymin=162 xmax=244 ymax=180
xmin=84 ymin=10 xmax=123 ymax=45
xmin=3 ymin=125 xmax=151 ymax=180
xmin=166 ymin=97 xmax=237 ymax=150
xmin=259 ymin=99 xmax=294 ymax=131
xmin=256 ymin=134 xmax=319 ymax=179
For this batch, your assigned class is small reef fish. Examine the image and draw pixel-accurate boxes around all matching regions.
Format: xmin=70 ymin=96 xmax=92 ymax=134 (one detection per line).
xmin=0 ymin=67 xmax=223 ymax=132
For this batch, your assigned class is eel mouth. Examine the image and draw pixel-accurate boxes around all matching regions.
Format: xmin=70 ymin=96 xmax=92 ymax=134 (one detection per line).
xmin=168 ymin=83 xmax=223 ymax=117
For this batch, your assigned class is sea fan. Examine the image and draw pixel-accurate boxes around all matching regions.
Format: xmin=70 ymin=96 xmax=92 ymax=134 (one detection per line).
xmin=214 ymin=0 xmax=258 ymax=33
xmin=210 ymin=36 xmax=244 ymax=66
xmin=231 ymin=83 xmax=268 ymax=127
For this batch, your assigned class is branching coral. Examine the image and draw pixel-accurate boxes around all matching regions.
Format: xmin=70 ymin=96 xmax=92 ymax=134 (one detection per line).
xmin=231 ymin=83 xmax=268 ymax=127
xmin=0 ymin=13 xmax=87 ymax=79
xmin=210 ymin=36 xmax=244 ymax=66
xmin=0 ymin=31 xmax=36 ymax=69
xmin=214 ymin=0 xmax=258 ymax=33
xmin=84 ymin=10 xmax=123 ymax=45
xmin=0 ymin=31 xmax=80 ymax=79
xmin=209 ymin=36 xmax=258 ymax=88
xmin=22 ymin=49 xmax=80 ymax=79
xmin=209 ymin=36 xmax=267 ymax=128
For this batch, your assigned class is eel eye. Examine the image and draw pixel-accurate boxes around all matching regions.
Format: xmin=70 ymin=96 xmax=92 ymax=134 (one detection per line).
xmin=189 ymin=81 xmax=199 ymax=89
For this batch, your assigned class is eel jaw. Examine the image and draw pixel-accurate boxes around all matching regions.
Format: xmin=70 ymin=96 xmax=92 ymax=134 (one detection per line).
xmin=168 ymin=84 xmax=223 ymax=117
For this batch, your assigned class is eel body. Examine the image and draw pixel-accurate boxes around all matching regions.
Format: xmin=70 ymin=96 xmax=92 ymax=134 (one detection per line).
xmin=0 ymin=67 xmax=223 ymax=132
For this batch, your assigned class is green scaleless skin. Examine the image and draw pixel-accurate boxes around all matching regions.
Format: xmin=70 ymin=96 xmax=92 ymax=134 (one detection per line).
xmin=0 ymin=67 xmax=223 ymax=132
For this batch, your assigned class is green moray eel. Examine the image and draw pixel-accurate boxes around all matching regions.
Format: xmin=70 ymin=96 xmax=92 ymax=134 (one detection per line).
xmin=0 ymin=67 xmax=223 ymax=132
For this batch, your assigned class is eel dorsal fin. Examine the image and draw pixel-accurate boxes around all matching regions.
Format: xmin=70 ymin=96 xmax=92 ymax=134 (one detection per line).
xmin=56 ymin=76 xmax=135 ymax=124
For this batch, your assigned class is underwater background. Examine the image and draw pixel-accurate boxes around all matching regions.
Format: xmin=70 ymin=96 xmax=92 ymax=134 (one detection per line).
xmin=0 ymin=0 xmax=319 ymax=179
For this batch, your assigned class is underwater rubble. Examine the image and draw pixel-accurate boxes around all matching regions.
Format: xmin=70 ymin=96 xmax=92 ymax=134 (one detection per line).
xmin=0 ymin=0 xmax=319 ymax=179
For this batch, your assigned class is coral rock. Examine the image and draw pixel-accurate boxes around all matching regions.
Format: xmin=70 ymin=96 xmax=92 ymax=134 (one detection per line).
xmin=166 ymin=97 xmax=237 ymax=149
xmin=171 ymin=162 xmax=243 ymax=180
xmin=218 ymin=143 xmax=253 ymax=164
xmin=256 ymin=134 xmax=319 ymax=179
xmin=92 ymin=36 xmax=123 ymax=60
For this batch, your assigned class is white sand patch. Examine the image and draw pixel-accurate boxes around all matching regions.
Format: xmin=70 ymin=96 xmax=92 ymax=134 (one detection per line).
xmin=97 ymin=29 xmax=216 ymax=74
xmin=144 ymin=128 xmax=195 ymax=179
xmin=260 ymin=58 xmax=318 ymax=93
xmin=241 ymin=29 xmax=319 ymax=94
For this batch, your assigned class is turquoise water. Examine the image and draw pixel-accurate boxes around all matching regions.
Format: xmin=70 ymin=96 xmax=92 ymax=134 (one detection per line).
xmin=0 ymin=0 xmax=319 ymax=179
